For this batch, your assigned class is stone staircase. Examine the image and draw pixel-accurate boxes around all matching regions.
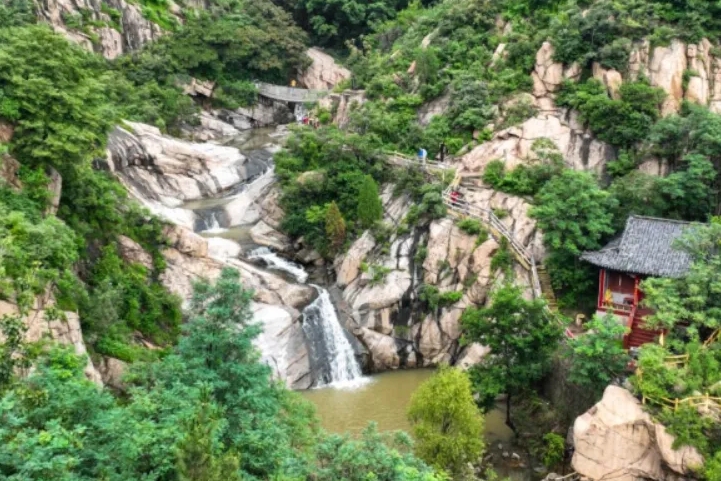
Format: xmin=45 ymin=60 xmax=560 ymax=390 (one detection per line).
xmin=536 ymin=264 xmax=557 ymax=312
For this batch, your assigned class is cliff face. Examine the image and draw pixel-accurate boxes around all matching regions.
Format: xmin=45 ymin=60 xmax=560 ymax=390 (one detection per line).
xmin=36 ymin=0 xmax=163 ymax=59
xmin=331 ymin=185 xmax=539 ymax=372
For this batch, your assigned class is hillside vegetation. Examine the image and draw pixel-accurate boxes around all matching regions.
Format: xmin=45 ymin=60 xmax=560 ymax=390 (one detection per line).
xmin=2 ymin=0 xmax=721 ymax=478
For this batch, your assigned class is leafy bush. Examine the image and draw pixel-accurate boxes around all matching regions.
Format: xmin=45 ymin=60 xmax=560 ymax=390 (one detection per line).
xmin=419 ymin=285 xmax=462 ymax=310
xmin=457 ymin=218 xmax=484 ymax=235
xmin=541 ymin=433 xmax=565 ymax=468
xmin=556 ymin=79 xmax=665 ymax=149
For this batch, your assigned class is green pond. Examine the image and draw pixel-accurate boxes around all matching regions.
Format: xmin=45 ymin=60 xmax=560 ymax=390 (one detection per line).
xmin=302 ymin=369 xmax=513 ymax=443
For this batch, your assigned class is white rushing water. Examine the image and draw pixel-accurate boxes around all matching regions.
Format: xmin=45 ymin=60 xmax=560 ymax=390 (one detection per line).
xmin=247 ymin=247 xmax=309 ymax=283
xmin=302 ymin=286 xmax=366 ymax=388
xmin=246 ymin=246 xmax=365 ymax=388
xmin=200 ymin=212 xmax=227 ymax=234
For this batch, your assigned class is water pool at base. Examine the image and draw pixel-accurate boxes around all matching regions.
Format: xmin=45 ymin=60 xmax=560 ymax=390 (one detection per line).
xmin=301 ymin=369 xmax=514 ymax=443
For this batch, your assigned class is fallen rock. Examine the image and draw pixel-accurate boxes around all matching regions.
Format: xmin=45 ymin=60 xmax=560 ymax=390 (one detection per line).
xmin=572 ymin=385 xmax=704 ymax=481
xmin=207 ymin=237 xmax=242 ymax=260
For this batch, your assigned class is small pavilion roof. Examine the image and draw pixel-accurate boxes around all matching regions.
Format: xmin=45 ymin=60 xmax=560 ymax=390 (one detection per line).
xmin=580 ymin=215 xmax=697 ymax=278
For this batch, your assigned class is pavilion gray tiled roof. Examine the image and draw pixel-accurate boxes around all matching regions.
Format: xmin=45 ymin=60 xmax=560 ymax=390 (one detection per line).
xmin=580 ymin=215 xmax=698 ymax=278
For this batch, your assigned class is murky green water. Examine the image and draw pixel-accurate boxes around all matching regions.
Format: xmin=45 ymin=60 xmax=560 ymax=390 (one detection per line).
xmin=301 ymin=369 xmax=513 ymax=442
xmin=302 ymin=369 xmax=529 ymax=480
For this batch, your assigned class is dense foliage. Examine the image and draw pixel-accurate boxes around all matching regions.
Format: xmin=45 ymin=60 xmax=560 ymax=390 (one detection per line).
xmin=461 ymin=284 xmax=562 ymax=428
xmin=564 ymin=314 xmax=630 ymax=398
xmin=408 ymin=366 xmax=485 ymax=477
xmin=0 ymin=269 xmax=444 ymax=481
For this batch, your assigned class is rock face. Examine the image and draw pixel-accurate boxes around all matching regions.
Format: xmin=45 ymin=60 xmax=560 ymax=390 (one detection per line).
xmin=107 ymin=121 xmax=258 ymax=202
xmin=298 ymin=48 xmax=351 ymax=90
xmin=106 ymin=121 xmax=273 ymax=230
xmin=332 ymin=184 xmax=537 ymax=371
xmin=572 ymin=386 xmax=704 ymax=481
xmin=36 ymin=0 xmax=163 ymax=59
xmin=115 ymin=223 xmax=317 ymax=390
xmin=461 ymin=110 xmax=615 ymax=178
xmin=318 ymin=90 xmax=367 ymax=128
xmin=0 ymin=155 xmax=22 ymax=190
xmin=0 ymin=297 xmax=102 ymax=385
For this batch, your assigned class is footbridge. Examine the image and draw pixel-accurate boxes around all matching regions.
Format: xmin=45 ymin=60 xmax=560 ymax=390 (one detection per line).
xmin=255 ymin=82 xmax=330 ymax=103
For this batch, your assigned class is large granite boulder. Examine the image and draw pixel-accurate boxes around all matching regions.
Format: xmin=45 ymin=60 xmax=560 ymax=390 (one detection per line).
xmin=572 ymin=386 xmax=704 ymax=481
xmin=298 ymin=48 xmax=351 ymax=90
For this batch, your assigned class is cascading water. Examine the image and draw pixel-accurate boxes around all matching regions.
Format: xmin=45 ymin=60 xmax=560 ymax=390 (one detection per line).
xmin=201 ymin=212 xmax=226 ymax=234
xmin=245 ymin=247 xmax=364 ymax=387
xmin=302 ymin=286 xmax=364 ymax=387
xmin=247 ymin=247 xmax=308 ymax=283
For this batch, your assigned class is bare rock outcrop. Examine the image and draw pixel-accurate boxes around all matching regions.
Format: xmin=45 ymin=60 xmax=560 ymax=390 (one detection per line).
xmin=462 ymin=111 xmax=615 ymax=177
xmin=36 ymin=0 xmax=163 ymax=59
xmin=0 ymin=297 xmax=102 ymax=385
xmin=333 ymin=183 xmax=536 ymax=371
xmin=117 ymin=235 xmax=154 ymax=269
xmin=298 ymin=48 xmax=351 ymax=90
xmin=318 ymin=90 xmax=366 ymax=128
xmin=572 ymin=386 xmax=704 ymax=481
xmin=250 ymin=220 xmax=291 ymax=252
xmin=98 ymin=356 xmax=128 ymax=390
xmin=0 ymin=155 xmax=22 ymax=190
xmin=107 ymin=121 xmax=257 ymax=202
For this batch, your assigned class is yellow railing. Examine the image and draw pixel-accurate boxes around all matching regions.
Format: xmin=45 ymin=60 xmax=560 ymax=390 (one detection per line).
xmin=642 ymin=392 xmax=721 ymax=411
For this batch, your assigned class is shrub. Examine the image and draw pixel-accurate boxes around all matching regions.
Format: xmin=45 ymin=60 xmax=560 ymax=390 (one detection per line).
xmin=457 ymin=218 xmax=484 ymax=235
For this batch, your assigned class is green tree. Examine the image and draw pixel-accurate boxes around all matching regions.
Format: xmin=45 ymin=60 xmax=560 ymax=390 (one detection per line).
xmin=530 ymin=169 xmax=617 ymax=304
xmin=0 ymin=314 xmax=31 ymax=391
xmin=325 ymin=201 xmax=346 ymax=253
xmin=138 ymin=268 xmax=319 ymax=478
xmin=176 ymin=391 xmax=242 ymax=481
xmin=642 ymin=221 xmax=721 ymax=336
xmin=311 ymin=424 xmax=445 ymax=481
xmin=564 ymin=314 xmax=630 ymax=398
xmin=357 ymin=174 xmax=383 ymax=229
xmin=407 ymin=366 xmax=485 ymax=477
xmin=0 ymin=26 xmax=114 ymax=176
xmin=461 ymin=283 xmax=562 ymax=430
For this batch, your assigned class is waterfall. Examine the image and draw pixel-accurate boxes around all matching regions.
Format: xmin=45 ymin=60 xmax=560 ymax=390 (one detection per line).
xmin=247 ymin=247 xmax=365 ymax=388
xmin=247 ymin=247 xmax=308 ymax=283
xmin=201 ymin=212 xmax=226 ymax=234
xmin=302 ymin=286 xmax=364 ymax=387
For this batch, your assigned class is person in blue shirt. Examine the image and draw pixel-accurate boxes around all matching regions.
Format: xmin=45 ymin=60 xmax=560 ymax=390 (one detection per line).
xmin=418 ymin=148 xmax=428 ymax=164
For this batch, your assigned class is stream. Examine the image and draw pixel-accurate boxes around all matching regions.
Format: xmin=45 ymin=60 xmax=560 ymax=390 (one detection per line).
xmin=183 ymin=125 xmax=530 ymax=481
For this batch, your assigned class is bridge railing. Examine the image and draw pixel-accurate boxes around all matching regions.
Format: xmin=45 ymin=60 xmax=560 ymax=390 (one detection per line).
xmin=254 ymin=82 xmax=330 ymax=103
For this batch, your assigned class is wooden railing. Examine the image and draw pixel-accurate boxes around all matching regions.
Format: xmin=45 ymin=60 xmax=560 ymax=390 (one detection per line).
xmin=442 ymin=194 xmax=533 ymax=269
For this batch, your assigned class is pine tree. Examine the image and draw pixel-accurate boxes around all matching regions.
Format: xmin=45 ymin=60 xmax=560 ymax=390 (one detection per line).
xmin=325 ymin=201 xmax=346 ymax=253
xmin=176 ymin=390 xmax=242 ymax=481
xmin=357 ymin=175 xmax=383 ymax=229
